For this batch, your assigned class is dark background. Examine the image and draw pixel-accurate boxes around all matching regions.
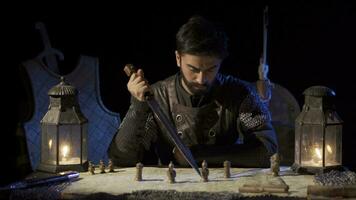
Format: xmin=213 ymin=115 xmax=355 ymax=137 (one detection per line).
xmin=2 ymin=2 xmax=356 ymax=184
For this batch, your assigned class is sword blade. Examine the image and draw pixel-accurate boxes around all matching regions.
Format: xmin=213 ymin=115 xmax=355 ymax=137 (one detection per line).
xmin=147 ymin=99 xmax=201 ymax=177
xmin=263 ymin=5 xmax=269 ymax=66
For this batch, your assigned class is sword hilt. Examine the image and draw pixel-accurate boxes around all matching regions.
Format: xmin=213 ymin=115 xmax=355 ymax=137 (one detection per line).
xmin=123 ymin=64 xmax=137 ymax=77
xmin=123 ymin=64 xmax=154 ymax=100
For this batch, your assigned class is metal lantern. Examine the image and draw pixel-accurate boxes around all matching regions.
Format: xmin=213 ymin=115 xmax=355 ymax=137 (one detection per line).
xmin=292 ymin=86 xmax=343 ymax=174
xmin=37 ymin=77 xmax=88 ymax=173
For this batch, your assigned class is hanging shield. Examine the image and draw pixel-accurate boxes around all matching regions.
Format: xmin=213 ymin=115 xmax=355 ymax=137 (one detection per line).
xmin=252 ymin=81 xmax=300 ymax=165
xmin=268 ymin=83 xmax=300 ymax=165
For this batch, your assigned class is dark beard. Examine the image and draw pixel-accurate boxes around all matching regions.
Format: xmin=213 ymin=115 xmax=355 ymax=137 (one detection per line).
xmin=181 ymin=71 xmax=210 ymax=95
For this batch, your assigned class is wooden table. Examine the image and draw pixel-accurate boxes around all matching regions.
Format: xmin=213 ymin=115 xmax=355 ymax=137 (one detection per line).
xmin=61 ymin=166 xmax=313 ymax=199
xmin=5 ymin=167 xmax=356 ymax=200
xmin=9 ymin=166 xmax=356 ymax=199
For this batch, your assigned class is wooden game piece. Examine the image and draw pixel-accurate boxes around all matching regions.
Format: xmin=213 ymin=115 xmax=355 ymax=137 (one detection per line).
xmin=99 ymin=160 xmax=106 ymax=174
xmin=223 ymin=160 xmax=231 ymax=178
xmin=108 ymin=159 xmax=115 ymax=172
xmin=167 ymin=161 xmax=176 ymax=183
xmin=201 ymin=160 xmax=209 ymax=182
xmin=135 ymin=162 xmax=144 ymax=181
xmin=88 ymin=161 xmax=95 ymax=175
xmin=270 ymin=153 xmax=280 ymax=176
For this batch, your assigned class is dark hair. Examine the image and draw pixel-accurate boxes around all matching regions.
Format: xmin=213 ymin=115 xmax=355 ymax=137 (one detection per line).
xmin=176 ymin=15 xmax=229 ymax=59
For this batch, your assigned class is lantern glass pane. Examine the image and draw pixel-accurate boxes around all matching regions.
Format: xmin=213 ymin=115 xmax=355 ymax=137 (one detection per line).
xmin=325 ymin=125 xmax=342 ymax=166
xmin=301 ymin=125 xmax=323 ymax=167
xmin=41 ymin=124 xmax=57 ymax=165
xmin=82 ymin=124 xmax=88 ymax=163
xmin=58 ymin=125 xmax=81 ymax=165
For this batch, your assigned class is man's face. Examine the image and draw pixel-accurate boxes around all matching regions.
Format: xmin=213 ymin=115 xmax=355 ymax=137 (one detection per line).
xmin=175 ymin=51 xmax=222 ymax=95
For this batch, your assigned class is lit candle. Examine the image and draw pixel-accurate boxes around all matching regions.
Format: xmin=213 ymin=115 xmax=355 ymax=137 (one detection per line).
xmin=59 ymin=144 xmax=81 ymax=165
xmin=311 ymin=145 xmax=322 ymax=166
xmin=311 ymin=145 xmax=334 ymax=166
xmin=61 ymin=145 xmax=70 ymax=161
xmin=326 ymin=144 xmax=332 ymax=154
xmin=48 ymin=139 xmax=53 ymax=149
xmin=314 ymin=147 xmax=322 ymax=160
xmin=325 ymin=144 xmax=336 ymax=166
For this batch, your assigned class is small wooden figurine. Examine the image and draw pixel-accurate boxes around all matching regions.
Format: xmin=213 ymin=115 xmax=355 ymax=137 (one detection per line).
xmin=270 ymin=153 xmax=280 ymax=176
xmin=88 ymin=161 xmax=95 ymax=175
xmin=99 ymin=160 xmax=106 ymax=174
xmin=167 ymin=161 xmax=176 ymax=183
xmin=108 ymin=159 xmax=115 ymax=172
xmin=135 ymin=162 xmax=144 ymax=181
xmin=201 ymin=160 xmax=209 ymax=182
xmin=223 ymin=160 xmax=231 ymax=178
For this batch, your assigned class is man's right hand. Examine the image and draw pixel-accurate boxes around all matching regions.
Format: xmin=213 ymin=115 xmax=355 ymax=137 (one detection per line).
xmin=127 ymin=69 xmax=151 ymax=102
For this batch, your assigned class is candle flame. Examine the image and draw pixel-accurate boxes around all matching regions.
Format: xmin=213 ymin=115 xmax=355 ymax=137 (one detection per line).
xmin=314 ymin=148 xmax=322 ymax=159
xmin=62 ymin=145 xmax=69 ymax=158
xmin=48 ymin=139 xmax=52 ymax=149
xmin=326 ymin=145 xmax=333 ymax=154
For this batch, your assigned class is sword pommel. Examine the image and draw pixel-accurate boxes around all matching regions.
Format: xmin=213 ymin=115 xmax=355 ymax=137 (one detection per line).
xmin=124 ymin=64 xmax=137 ymax=77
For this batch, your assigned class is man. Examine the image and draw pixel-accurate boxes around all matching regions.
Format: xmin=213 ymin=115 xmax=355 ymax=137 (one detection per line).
xmin=108 ymin=15 xmax=278 ymax=167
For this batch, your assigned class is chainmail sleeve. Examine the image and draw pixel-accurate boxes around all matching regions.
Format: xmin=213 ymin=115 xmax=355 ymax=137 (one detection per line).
xmin=238 ymin=88 xmax=278 ymax=155
xmin=239 ymin=90 xmax=271 ymax=132
xmin=108 ymin=97 xmax=158 ymax=166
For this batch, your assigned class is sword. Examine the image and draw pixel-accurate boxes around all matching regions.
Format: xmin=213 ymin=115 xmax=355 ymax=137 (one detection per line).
xmin=262 ymin=5 xmax=269 ymax=67
xmin=124 ymin=64 xmax=201 ymax=177
xmin=35 ymin=22 xmax=64 ymax=74
xmin=257 ymin=5 xmax=273 ymax=101
xmin=0 ymin=171 xmax=79 ymax=190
